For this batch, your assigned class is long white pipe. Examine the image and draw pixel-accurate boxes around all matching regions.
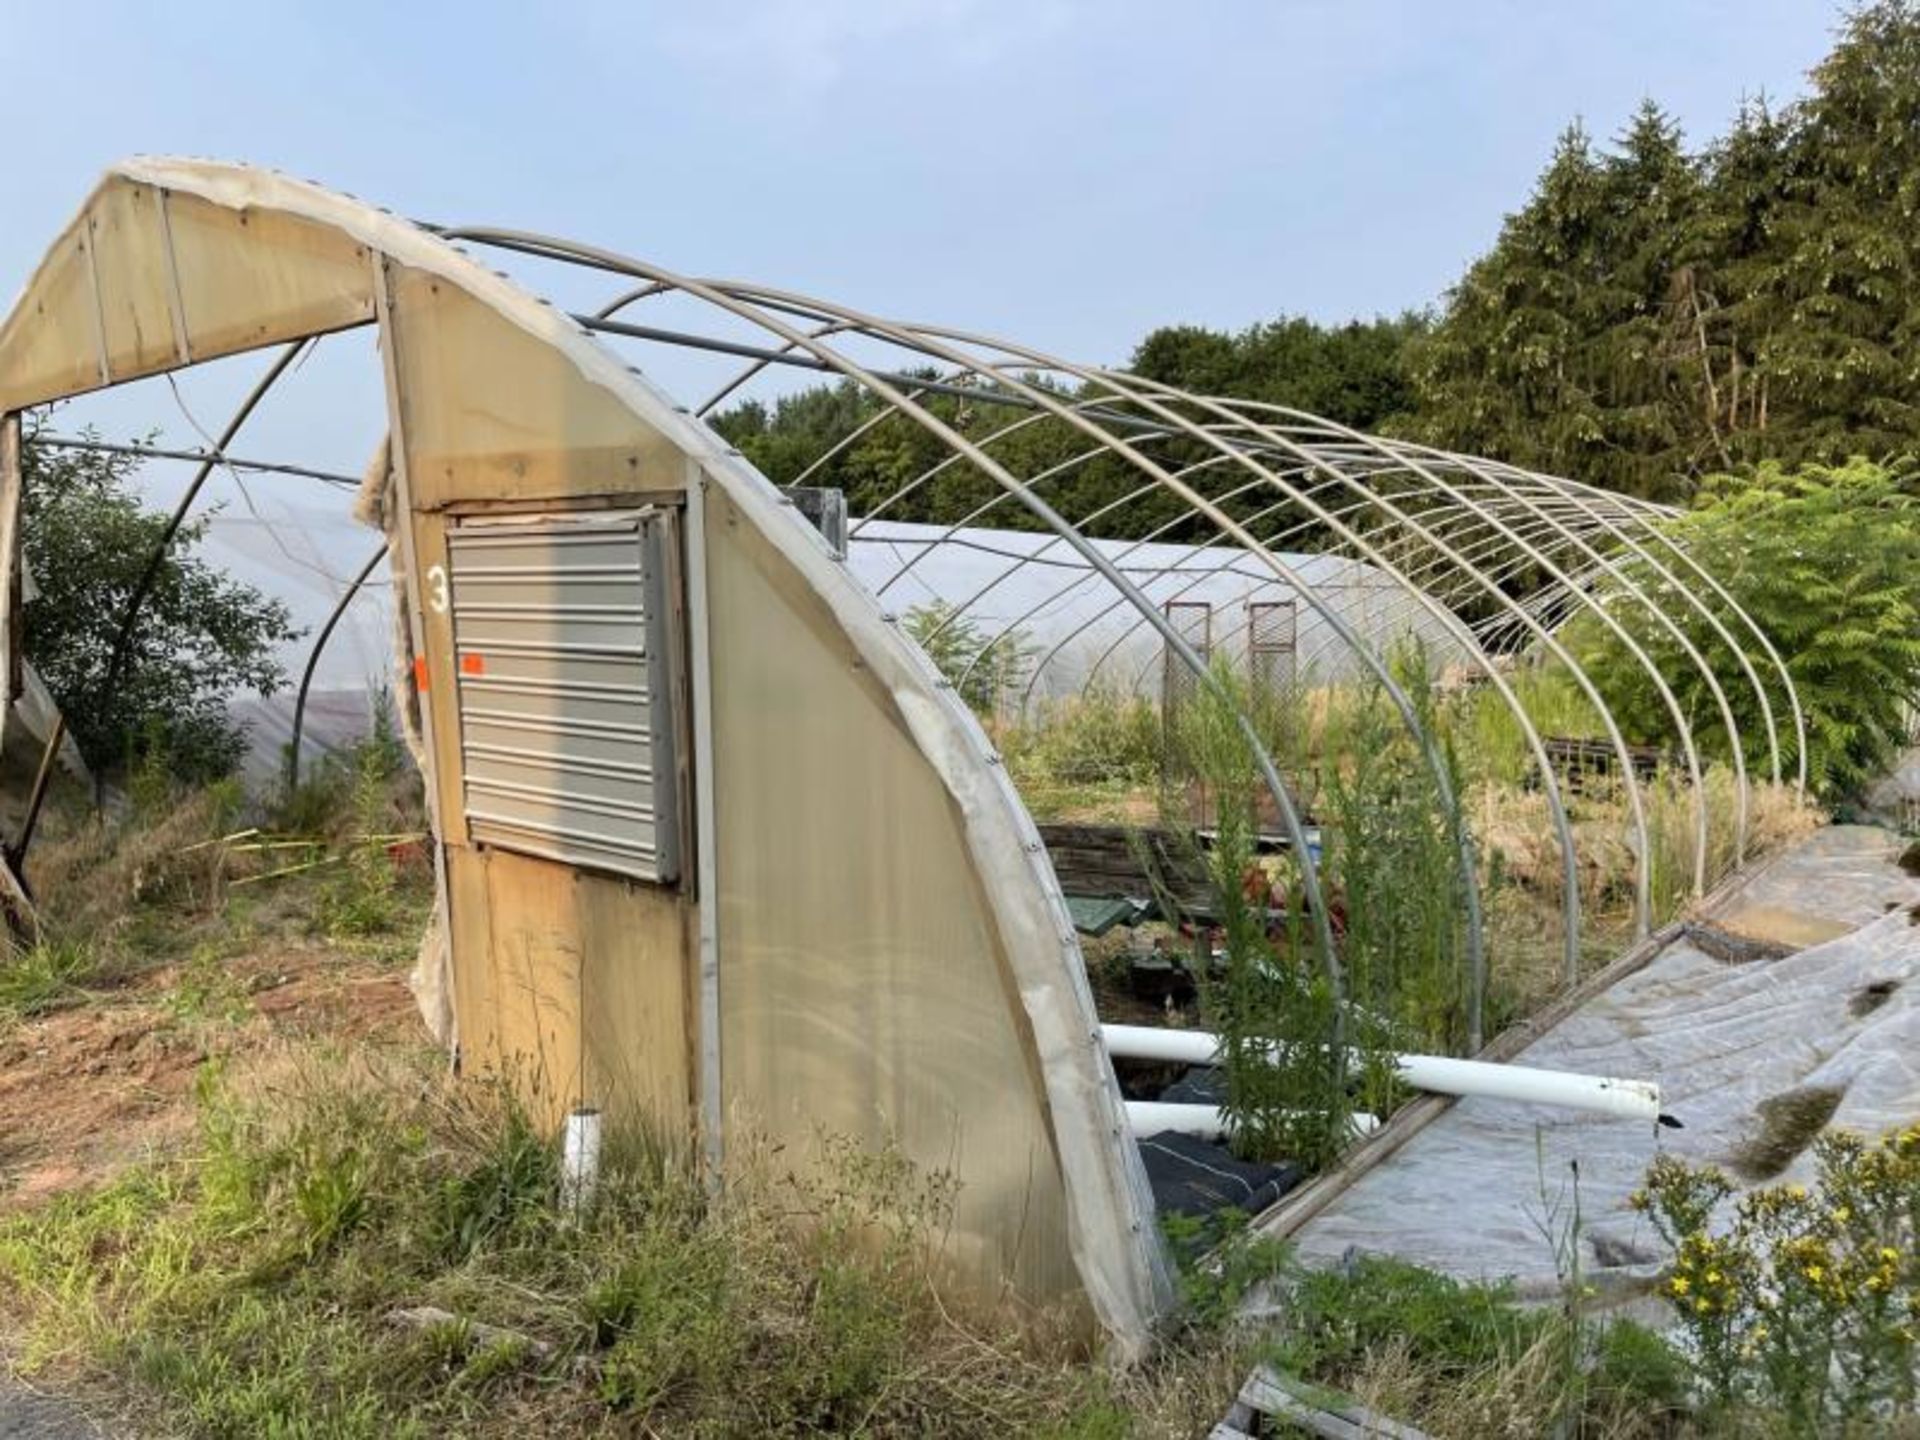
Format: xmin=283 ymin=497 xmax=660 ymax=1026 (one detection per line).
xmin=1125 ymin=1100 xmax=1382 ymax=1142
xmin=1103 ymin=1024 xmax=1663 ymax=1124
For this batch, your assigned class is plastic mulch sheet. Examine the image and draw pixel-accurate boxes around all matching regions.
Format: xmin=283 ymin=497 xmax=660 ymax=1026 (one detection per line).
xmin=1141 ymin=1131 xmax=1305 ymax=1222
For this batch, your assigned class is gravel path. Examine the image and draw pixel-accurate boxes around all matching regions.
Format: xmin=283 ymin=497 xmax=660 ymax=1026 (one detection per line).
xmin=0 ymin=1381 xmax=104 ymax=1439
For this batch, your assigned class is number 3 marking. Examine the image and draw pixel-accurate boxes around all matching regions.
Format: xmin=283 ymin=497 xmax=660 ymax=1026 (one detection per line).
xmin=427 ymin=563 xmax=449 ymax=615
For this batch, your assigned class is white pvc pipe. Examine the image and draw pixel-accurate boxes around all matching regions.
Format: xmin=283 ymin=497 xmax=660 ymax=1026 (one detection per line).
xmin=1103 ymin=1023 xmax=1663 ymax=1124
xmin=1125 ymin=1100 xmax=1382 ymax=1142
xmin=561 ymin=1105 xmax=603 ymax=1216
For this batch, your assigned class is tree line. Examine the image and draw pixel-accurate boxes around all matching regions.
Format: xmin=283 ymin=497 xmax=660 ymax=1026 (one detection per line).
xmin=721 ymin=1 xmax=1920 ymax=510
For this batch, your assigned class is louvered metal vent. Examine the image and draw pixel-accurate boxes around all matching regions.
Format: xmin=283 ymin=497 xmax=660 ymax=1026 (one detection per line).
xmin=446 ymin=508 xmax=682 ymax=884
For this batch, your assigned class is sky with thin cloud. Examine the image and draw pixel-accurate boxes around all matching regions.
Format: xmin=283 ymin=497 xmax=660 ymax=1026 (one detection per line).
xmin=0 ymin=2 xmax=1851 ymax=683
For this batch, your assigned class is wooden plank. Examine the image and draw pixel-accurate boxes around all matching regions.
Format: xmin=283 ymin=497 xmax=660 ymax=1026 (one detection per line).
xmin=481 ymin=848 xmax=584 ymax=1129
xmin=1240 ymin=1368 xmax=1433 ymax=1439
xmin=1036 ymin=821 xmax=1210 ymax=910
xmin=578 ymin=871 xmax=695 ymax=1140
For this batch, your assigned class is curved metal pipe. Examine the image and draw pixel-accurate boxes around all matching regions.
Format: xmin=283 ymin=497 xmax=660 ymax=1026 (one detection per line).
xmin=437 ymin=228 xmax=1353 ymax=1072
xmin=1415 ymin=448 xmax=1743 ymax=882
xmin=1540 ymin=467 xmax=1808 ymax=795
xmin=1203 ymin=401 xmax=1668 ymax=934
xmin=9 ymin=339 xmax=310 ymax=867
xmin=1470 ymin=463 xmax=1783 ymax=788
xmin=1312 ymin=454 xmax=1750 ymax=878
xmin=286 ymin=543 xmax=390 ymax=790
xmin=765 ymin=331 xmax=1492 ymax=1046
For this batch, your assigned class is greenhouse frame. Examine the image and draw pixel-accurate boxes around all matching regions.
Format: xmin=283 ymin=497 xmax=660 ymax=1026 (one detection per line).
xmin=0 ymin=160 xmax=1803 ymax=1355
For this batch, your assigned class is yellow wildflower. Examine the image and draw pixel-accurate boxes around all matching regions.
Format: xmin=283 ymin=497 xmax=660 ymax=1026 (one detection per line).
xmin=1670 ymin=1275 xmax=1691 ymax=1297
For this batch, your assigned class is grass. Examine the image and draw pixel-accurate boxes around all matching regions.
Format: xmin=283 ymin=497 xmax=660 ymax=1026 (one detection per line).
xmin=0 ymin=728 xmax=1859 ymax=1437
xmin=15 ymin=720 xmax=434 ymax=984
xmin=0 ymin=937 xmax=102 ymax=1021
xmin=3 ymin=734 xmax=1263 ymax=1435
xmin=1264 ymin=1252 xmax=1693 ymax=1437
xmin=4 ymin=1031 xmax=1868 ymax=1438
xmin=0 ymin=1047 xmax=1250 ymax=1437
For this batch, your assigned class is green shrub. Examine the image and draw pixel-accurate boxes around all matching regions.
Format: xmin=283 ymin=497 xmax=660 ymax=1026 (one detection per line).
xmin=1264 ymin=1251 xmax=1693 ymax=1435
xmin=1587 ymin=1316 xmax=1691 ymax=1419
xmin=1170 ymin=663 xmax=1354 ymax=1169
xmin=1451 ymin=662 xmax=1605 ymax=789
xmin=1005 ymin=688 xmax=1165 ymax=787
xmin=1273 ymin=1254 xmax=1541 ymax=1381
xmin=1574 ymin=459 xmax=1920 ymax=801
xmin=1318 ymin=654 xmax=1472 ymax=1059
xmin=902 ymin=601 xmax=1034 ymax=715
xmin=0 ymin=937 xmax=100 ymax=1019
xmin=1159 ymin=1209 xmax=1292 ymax=1330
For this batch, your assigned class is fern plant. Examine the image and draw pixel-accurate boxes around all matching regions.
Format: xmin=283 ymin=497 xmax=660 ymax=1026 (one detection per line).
xmin=1572 ymin=459 xmax=1920 ymax=801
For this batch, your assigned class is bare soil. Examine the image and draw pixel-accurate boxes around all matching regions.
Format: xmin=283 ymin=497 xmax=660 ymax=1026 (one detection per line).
xmin=0 ymin=946 xmax=420 ymax=1209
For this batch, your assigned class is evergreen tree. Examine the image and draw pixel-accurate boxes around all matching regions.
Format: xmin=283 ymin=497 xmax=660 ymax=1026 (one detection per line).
xmin=1407 ymin=124 xmax=1620 ymax=486
xmin=1758 ymin=0 xmax=1920 ymax=460
xmin=1679 ymin=97 xmax=1796 ymax=465
xmin=715 ymin=3 xmax=1920 ymax=510
xmin=1415 ymin=2 xmax=1920 ymax=492
xmin=1603 ymin=102 xmax=1706 ymax=484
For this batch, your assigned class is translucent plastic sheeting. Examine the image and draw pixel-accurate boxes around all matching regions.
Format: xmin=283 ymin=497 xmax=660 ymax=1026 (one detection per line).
xmin=1283 ymin=825 xmax=1920 ymax=1302
xmin=710 ymin=491 xmax=1086 ymax=1314
xmin=227 ymin=688 xmax=381 ymax=789
xmin=847 ymin=520 xmax=1469 ymax=705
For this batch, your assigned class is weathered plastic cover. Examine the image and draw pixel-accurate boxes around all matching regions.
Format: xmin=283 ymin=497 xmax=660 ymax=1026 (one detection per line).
xmin=1283 ymin=825 xmax=1920 ymax=1302
xmin=0 ymin=160 xmax=1172 ymax=1354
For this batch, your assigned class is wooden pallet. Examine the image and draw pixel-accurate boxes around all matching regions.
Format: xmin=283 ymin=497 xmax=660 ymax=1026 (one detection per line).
xmin=1540 ymin=734 xmax=1669 ymax=791
xmin=1036 ymin=822 xmax=1211 ymax=914
xmin=1212 ymin=1366 xmax=1431 ymax=1440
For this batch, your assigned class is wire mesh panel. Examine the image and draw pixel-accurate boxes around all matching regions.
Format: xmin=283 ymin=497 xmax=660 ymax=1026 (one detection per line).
xmin=1161 ymin=600 xmax=1212 ymax=717
xmin=1248 ymin=599 xmax=1298 ymax=692
xmin=445 ymin=507 xmax=683 ymax=884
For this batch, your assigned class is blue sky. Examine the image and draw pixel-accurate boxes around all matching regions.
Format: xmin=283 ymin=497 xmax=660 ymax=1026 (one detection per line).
xmin=0 ymin=2 xmax=1852 ymax=686
xmin=0 ymin=2 xmax=1846 ymax=358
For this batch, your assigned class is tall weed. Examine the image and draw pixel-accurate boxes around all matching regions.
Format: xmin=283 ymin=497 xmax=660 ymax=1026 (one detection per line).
xmin=0 ymin=1049 xmax=1237 ymax=1437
